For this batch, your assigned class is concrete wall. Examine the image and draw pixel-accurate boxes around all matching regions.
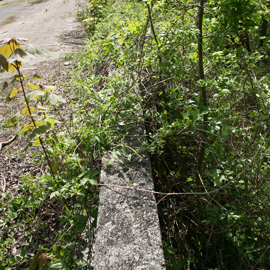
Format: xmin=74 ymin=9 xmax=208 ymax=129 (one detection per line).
xmin=91 ymin=125 xmax=165 ymax=269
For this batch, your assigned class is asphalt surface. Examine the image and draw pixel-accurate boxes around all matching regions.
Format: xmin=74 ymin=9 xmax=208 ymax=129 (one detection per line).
xmin=0 ymin=0 xmax=80 ymax=66
xmin=0 ymin=0 xmax=54 ymax=24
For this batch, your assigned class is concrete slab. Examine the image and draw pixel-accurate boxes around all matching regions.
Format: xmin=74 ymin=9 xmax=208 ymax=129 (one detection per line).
xmin=91 ymin=125 xmax=165 ymax=270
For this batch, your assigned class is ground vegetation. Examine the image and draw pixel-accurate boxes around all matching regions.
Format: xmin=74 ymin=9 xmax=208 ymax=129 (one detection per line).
xmin=1 ymin=0 xmax=270 ymax=269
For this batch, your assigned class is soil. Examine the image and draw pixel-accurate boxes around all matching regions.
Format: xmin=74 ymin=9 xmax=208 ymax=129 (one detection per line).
xmin=0 ymin=0 xmax=85 ymax=194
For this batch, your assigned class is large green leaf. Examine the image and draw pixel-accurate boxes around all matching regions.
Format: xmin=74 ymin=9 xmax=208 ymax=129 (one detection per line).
xmin=28 ymin=124 xmax=51 ymax=140
xmin=9 ymin=48 xmax=27 ymax=62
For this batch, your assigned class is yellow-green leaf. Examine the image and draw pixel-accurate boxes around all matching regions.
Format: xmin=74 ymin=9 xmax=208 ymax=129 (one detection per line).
xmin=8 ymin=63 xmax=16 ymax=73
xmin=33 ymin=137 xmax=41 ymax=146
xmin=9 ymin=115 xmax=18 ymax=126
xmin=45 ymin=85 xmax=57 ymax=92
xmin=29 ymin=249 xmax=43 ymax=270
xmin=33 ymin=74 xmax=42 ymax=81
xmin=0 ymin=43 xmax=21 ymax=58
xmin=22 ymin=107 xmax=36 ymax=116
xmin=28 ymin=83 xmax=39 ymax=90
xmin=30 ymin=121 xmax=44 ymax=127
xmin=0 ymin=37 xmax=27 ymax=60
xmin=21 ymin=107 xmax=28 ymax=115
xmin=9 ymin=88 xmax=18 ymax=98
xmin=18 ymin=124 xmax=30 ymax=135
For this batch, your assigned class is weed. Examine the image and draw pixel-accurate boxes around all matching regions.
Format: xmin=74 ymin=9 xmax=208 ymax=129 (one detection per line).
xmin=0 ymin=36 xmax=99 ymax=268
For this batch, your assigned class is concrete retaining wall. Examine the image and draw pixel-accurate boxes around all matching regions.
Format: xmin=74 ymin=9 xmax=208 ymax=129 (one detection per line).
xmin=91 ymin=125 xmax=165 ymax=269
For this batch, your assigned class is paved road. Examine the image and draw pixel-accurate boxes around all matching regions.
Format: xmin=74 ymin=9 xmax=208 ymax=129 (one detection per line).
xmin=0 ymin=0 xmax=54 ymax=24
xmin=0 ymin=0 xmax=81 ymax=66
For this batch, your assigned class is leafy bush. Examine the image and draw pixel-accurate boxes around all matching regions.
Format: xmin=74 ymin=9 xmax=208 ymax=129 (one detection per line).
xmin=77 ymin=0 xmax=270 ymax=269
xmin=1 ymin=0 xmax=270 ymax=269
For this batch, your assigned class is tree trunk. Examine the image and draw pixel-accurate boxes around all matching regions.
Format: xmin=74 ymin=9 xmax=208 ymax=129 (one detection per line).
xmin=196 ymin=0 xmax=207 ymax=196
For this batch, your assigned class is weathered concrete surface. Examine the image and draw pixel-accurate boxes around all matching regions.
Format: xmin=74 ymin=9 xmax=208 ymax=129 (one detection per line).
xmin=92 ymin=125 xmax=165 ymax=270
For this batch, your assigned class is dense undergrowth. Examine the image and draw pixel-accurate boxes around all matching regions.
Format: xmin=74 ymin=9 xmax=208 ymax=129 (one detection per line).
xmin=77 ymin=0 xmax=270 ymax=269
xmin=1 ymin=0 xmax=270 ymax=269
xmin=79 ymin=1 xmax=269 ymax=269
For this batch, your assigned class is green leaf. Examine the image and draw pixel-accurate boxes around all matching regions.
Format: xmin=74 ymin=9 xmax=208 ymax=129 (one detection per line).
xmin=104 ymin=158 xmax=114 ymax=167
xmin=8 ymin=255 xmax=16 ymax=265
xmin=33 ymin=74 xmax=42 ymax=80
xmin=21 ymin=247 xmax=27 ymax=257
xmin=0 ymin=81 xmax=8 ymax=91
xmin=263 ymin=182 xmax=270 ymax=195
xmin=9 ymin=48 xmax=27 ymax=62
xmin=90 ymin=207 xmax=98 ymax=219
xmin=112 ymin=149 xmax=123 ymax=163
xmin=87 ymin=169 xmax=99 ymax=179
xmin=0 ymin=54 xmax=8 ymax=71
xmin=50 ymin=191 xmax=60 ymax=199
xmin=28 ymin=124 xmax=51 ymax=140
xmin=75 ymin=214 xmax=88 ymax=222
xmin=48 ymin=261 xmax=63 ymax=269
xmin=80 ymin=177 xmax=97 ymax=186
